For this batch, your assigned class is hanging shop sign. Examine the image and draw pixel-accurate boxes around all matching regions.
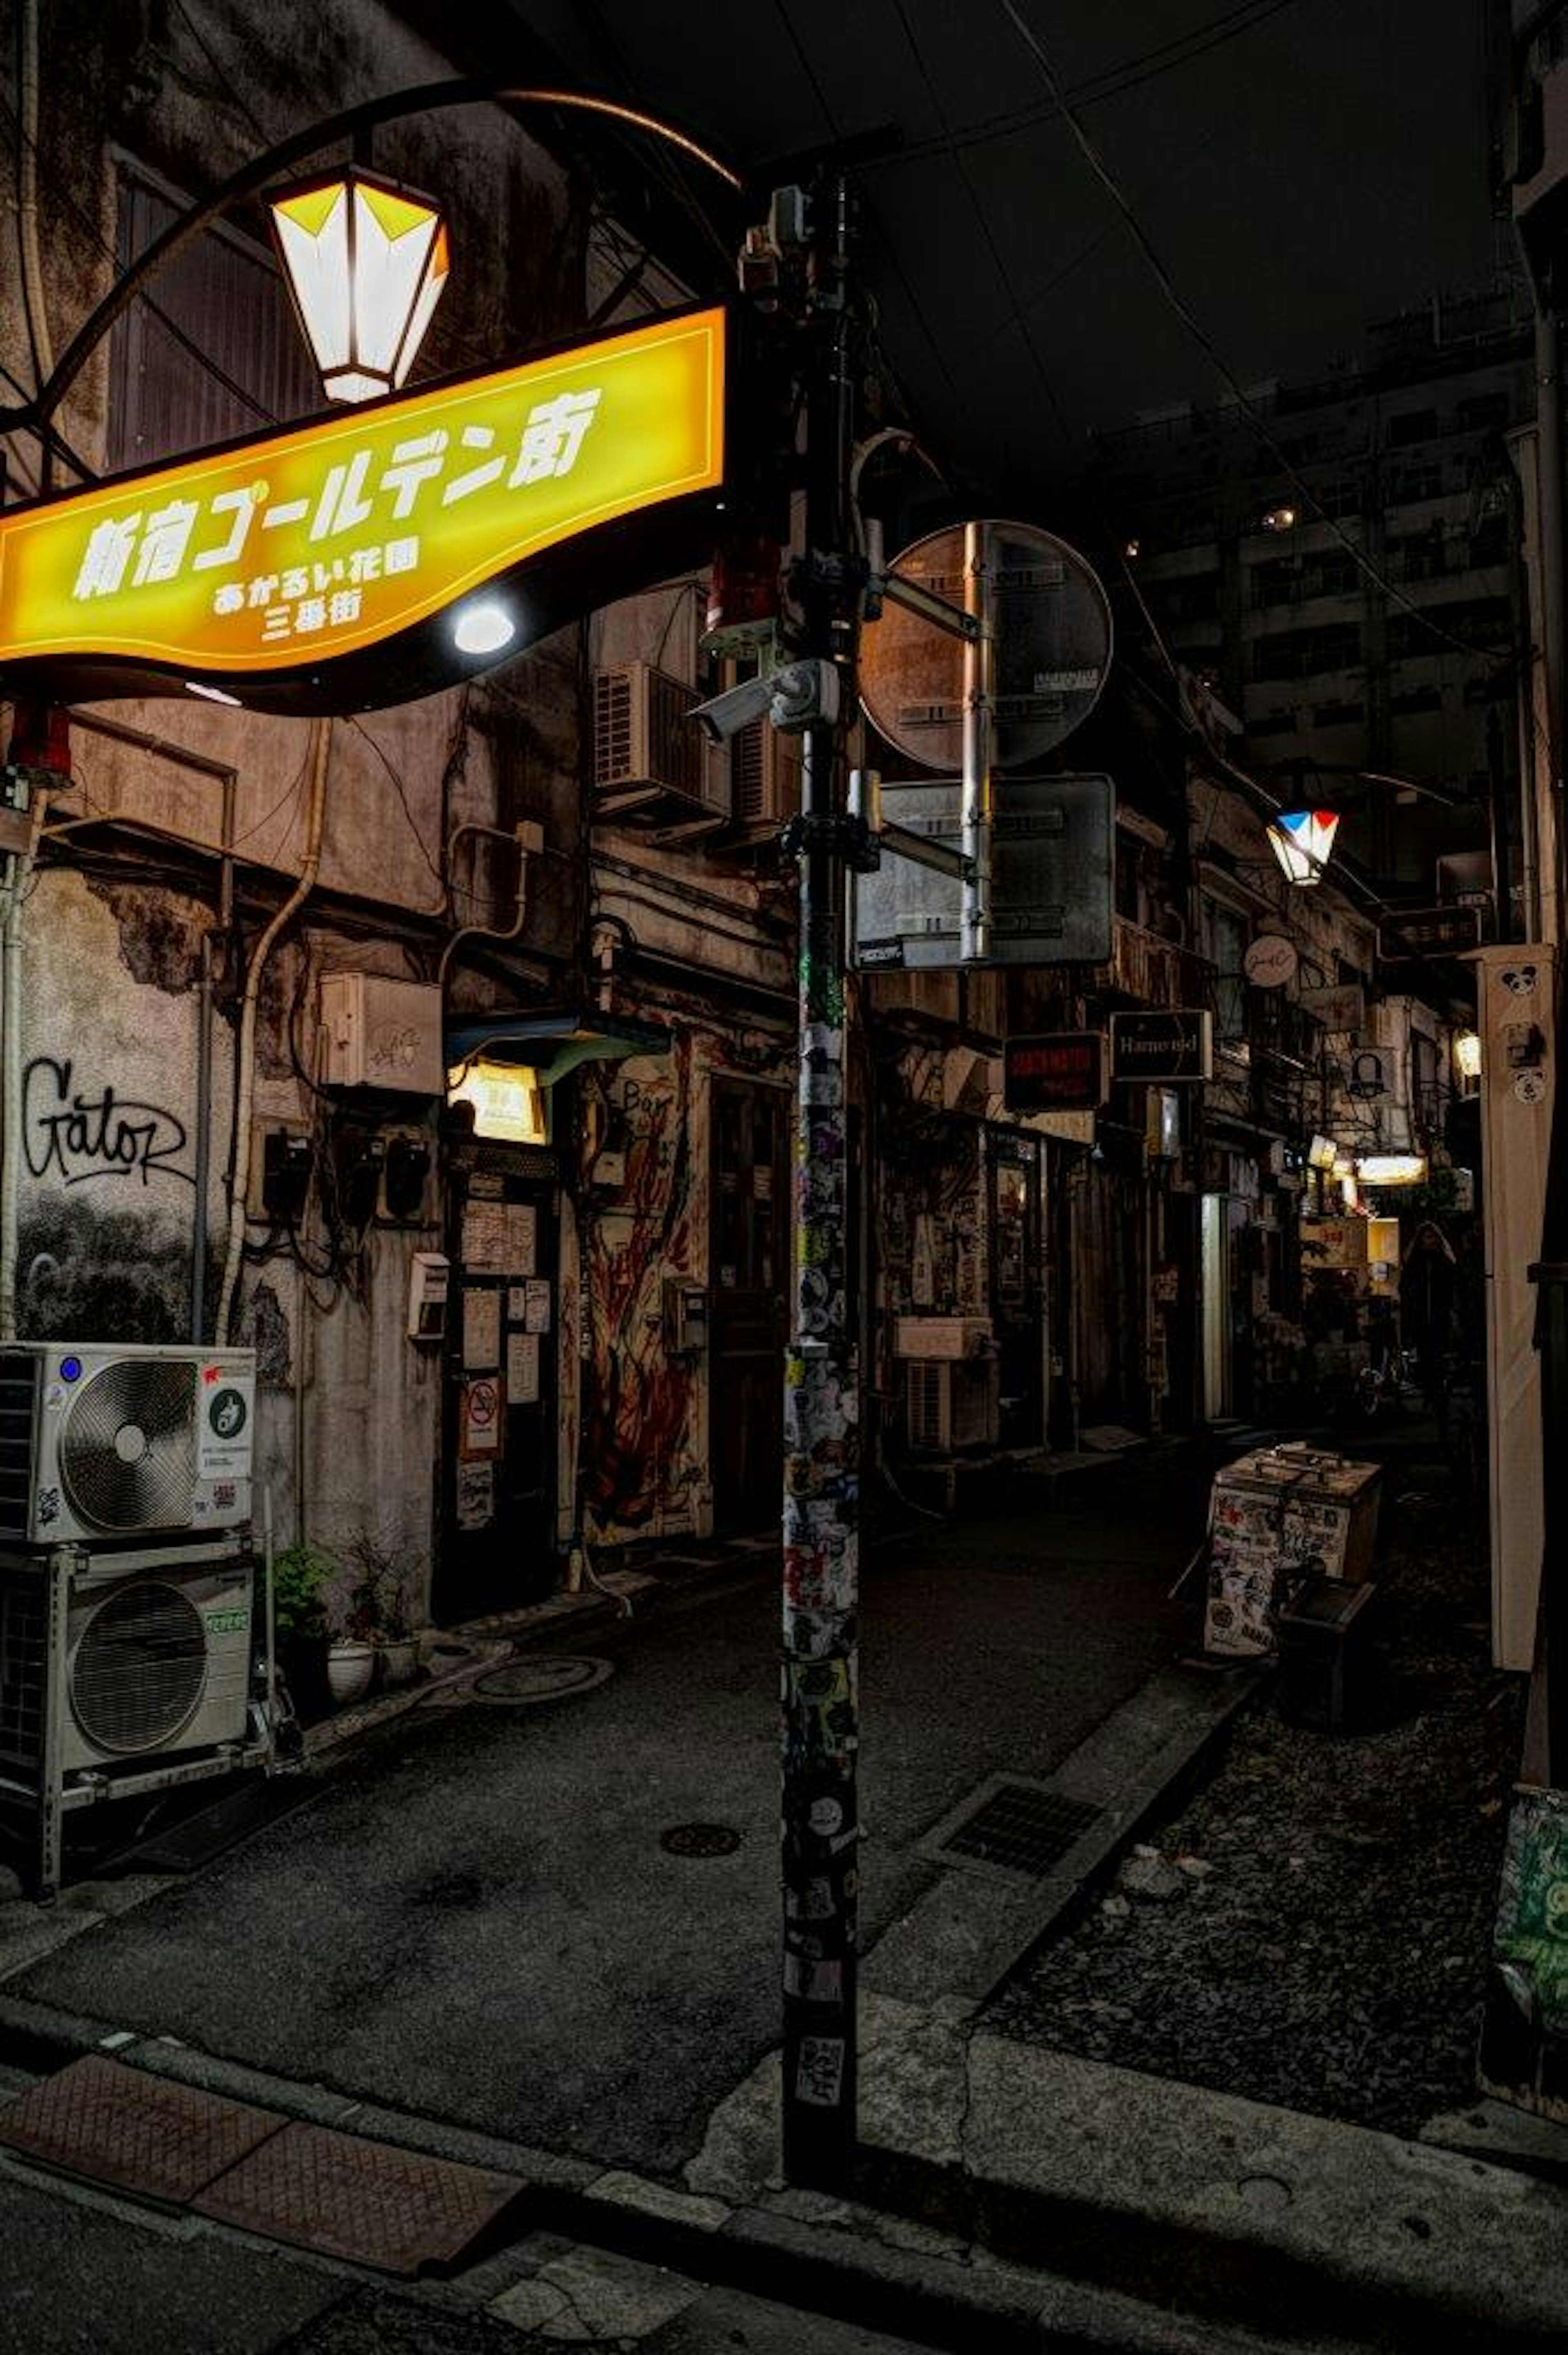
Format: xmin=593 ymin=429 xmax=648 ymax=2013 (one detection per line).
xmin=1109 ymin=1009 xmax=1214 ymax=1083
xmin=1241 ymin=933 xmax=1298 ymax=989
xmin=1004 ymin=1033 xmax=1108 ymax=1113
xmin=1375 ymin=905 xmax=1483 ymax=961
xmin=1299 ymin=983 xmax=1365 ymax=1033
xmin=0 ymin=305 xmax=727 ymax=715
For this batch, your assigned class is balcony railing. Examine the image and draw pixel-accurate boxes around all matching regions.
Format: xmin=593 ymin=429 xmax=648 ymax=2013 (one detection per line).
xmin=1108 ymin=917 xmax=1209 ymax=1008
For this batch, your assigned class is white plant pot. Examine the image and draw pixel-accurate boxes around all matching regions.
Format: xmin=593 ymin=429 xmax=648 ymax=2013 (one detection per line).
xmin=327 ymin=1640 xmax=375 ymax=1707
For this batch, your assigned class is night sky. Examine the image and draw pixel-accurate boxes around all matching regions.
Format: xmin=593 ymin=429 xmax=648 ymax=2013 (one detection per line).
xmin=514 ymin=0 xmax=1502 ymax=502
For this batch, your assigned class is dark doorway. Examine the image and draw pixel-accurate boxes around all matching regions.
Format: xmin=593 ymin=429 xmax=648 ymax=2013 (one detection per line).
xmin=990 ymin=1132 xmax=1043 ymax=1447
xmin=436 ymin=1154 xmax=558 ymax=1623
xmin=710 ymin=1078 xmax=788 ymax=1533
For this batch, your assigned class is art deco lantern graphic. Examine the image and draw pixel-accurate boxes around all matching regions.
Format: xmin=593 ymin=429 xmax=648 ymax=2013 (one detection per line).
xmin=267 ymin=167 xmax=450 ymax=404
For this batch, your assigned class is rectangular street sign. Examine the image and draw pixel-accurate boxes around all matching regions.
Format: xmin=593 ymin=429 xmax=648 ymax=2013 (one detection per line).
xmin=1004 ymin=1033 xmax=1108 ymax=1113
xmin=1376 ymin=905 xmax=1483 ymax=960
xmin=850 ymin=774 xmax=1114 ymax=969
xmin=1109 ymin=1009 xmax=1214 ymax=1083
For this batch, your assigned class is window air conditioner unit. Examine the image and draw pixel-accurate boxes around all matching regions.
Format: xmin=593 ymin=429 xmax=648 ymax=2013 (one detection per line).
xmin=0 ymin=1346 xmax=256 ymax=1545
xmin=592 ymin=662 xmax=730 ymax=824
xmin=893 ymin=1317 xmax=992 ymax=1361
xmin=731 ymin=715 xmax=801 ymax=828
xmin=904 ymin=1359 xmax=1000 ymax=1453
xmin=0 ymin=1550 xmax=255 ymax=1778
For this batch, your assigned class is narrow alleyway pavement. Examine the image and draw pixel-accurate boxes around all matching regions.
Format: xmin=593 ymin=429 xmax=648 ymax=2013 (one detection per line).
xmin=0 ymin=1436 xmax=1565 ymax=2351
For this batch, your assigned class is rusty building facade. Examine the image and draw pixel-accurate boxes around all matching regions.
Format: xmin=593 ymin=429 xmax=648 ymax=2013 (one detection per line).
xmin=0 ymin=2 xmax=1502 ymax=1637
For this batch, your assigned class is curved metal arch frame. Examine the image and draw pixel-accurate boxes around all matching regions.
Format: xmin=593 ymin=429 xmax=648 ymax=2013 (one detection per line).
xmin=4 ymin=80 xmax=744 ymax=437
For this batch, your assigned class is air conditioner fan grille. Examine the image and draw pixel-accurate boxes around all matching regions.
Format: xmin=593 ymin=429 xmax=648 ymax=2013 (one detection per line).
xmin=71 ymin=1581 xmax=207 ymax=1754
xmin=60 ymin=1361 xmax=197 ymax=1532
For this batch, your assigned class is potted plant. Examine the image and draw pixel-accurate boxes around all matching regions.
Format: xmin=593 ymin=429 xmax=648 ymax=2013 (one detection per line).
xmin=270 ymin=1542 xmax=335 ymax=1724
xmin=341 ymin=1528 xmax=422 ymax=1690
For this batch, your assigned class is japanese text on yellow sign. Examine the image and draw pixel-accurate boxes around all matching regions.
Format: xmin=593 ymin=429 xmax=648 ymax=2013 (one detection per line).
xmin=0 ymin=308 xmax=724 ymax=679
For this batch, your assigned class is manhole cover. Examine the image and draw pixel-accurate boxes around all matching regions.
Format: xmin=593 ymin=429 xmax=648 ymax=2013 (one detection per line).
xmin=471 ymin=1656 xmax=615 ymax=1706
xmin=660 ymin=1822 xmax=743 ymax=1858
xmin=935 ymin=1782 xmax=1101 ymax=1878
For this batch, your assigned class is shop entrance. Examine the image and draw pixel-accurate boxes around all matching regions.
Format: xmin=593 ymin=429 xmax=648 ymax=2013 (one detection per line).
xmin=436 ymin=1153 xmax=558 ymax=1623
xmin=989 ymin=1133 xmax=1044 ymax=1447
xmin=710 ymin=1078 xmax=788 ymax=1533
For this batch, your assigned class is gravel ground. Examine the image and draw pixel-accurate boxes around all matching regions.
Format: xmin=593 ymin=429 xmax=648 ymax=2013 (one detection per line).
xmin=985 ymin=1469 xmax=1527 ymax=2140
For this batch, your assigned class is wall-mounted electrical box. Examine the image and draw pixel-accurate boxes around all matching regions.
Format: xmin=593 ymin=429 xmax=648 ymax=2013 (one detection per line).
xmin=663 ymin=1278 xmax=709 ymax=1356
xmin=408 ymin=1252 xmax=450 ymax=1341
xmin=380 ymin=1130 xmax=434 ymax=1224
xmin=248 ymin=1120 xmax=312 ymax=1220
xmin=319 ymin=973 xmax=444 ymax=1095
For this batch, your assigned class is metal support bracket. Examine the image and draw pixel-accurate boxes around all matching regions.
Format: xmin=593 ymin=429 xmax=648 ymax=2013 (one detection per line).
xmin=779 ymin=810 xmax=880 ymax=872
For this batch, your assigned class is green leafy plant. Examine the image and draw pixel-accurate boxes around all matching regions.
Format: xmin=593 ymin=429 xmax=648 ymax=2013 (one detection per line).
xmin=270 ymin=1542 xmax=336 ymax=1641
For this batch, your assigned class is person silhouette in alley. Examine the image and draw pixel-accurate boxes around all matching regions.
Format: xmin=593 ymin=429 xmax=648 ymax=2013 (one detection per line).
xmin=1401 ymin=1220 xmax=1457 ymax=1428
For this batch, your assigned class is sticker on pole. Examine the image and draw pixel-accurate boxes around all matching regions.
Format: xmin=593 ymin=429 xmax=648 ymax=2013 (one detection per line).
xmin=461 ymin=1376 xmax=505 ymax=1460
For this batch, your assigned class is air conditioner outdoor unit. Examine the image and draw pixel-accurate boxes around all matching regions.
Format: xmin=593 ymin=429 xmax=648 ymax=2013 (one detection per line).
xmin=0 ymin=1551 xmax=255 ymax=1778
xmin=0 ymin=1346 xmax=256 ymax=1546
xmin=904 ymin=1359 xmax=1000 ymax=1453
xmin=731 ymin=714 xmax=801 ymax=827
xmin=592 ymin=662 xmax=730 ymax=823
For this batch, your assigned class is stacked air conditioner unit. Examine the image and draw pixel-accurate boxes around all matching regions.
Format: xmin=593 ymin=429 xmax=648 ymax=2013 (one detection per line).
xmin=0 ymin=1343 xmax=265 ymax=1893
xmin=591 ymin=662 xmax=731 ymax=828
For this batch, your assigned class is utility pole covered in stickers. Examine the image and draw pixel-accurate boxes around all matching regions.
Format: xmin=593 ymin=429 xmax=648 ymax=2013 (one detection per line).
xmin=777 ymin=170 xmax=869 ymax=2189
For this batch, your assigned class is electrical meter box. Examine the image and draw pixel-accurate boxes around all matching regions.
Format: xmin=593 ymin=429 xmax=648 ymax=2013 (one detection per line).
xmin=319 ymin=974 xmax=444 ymax=1095
xmin=663 ymin=1279 xmax=709 ymax=1356
xmin=408 ymin=1253 xmax=450 ymax=1341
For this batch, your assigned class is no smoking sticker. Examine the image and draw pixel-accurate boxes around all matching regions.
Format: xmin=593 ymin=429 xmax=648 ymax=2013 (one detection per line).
xmin=461 ymin=1375 xmax=505 ymax=1459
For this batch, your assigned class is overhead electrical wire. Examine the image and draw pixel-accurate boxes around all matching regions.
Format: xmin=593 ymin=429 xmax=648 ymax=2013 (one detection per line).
xmin=889 ymin=0 xmax=1306 ymax=166
xmin=993 ymin=0 xmax=1519 ymax=668
xmin=886 ymin=0 xmax=1081 ymax=464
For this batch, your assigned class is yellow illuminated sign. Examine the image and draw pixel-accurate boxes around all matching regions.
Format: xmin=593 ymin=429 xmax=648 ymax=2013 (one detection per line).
xmin=448 ymin=1060 xmax=547 ymax=1144
xmin=0 ymin=307 xmax=724 ymax=686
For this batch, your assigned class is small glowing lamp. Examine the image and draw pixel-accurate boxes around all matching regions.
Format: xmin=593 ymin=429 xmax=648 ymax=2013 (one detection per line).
xmin=1454 ymin=1030 xmax=1482 ymax=1080
xmin=447 ymin=1059 xmax=546 ymax=1144
xmin=1267 ymin=808 xmax=1340 ymax=885
xmin=1354 ymin=1153 xmax=1428 ymax=1187
xmin=268 ymin=166 xmax=449 ymax=404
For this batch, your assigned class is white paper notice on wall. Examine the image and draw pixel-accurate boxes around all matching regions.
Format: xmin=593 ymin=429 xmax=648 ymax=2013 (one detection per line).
xmin=523 ymin=1279 xmax=552 ymax=1334
xmin=507 ymin=1330 xmax=541 ymax=1405
xmin=463 ymin=1287 xmax=501 ymax=1370
xmin=505 ymin=1202 xmax=537 ymax=1275
xmin=456 ymin=1461 xmax=494 ymax=1530
xmin=462 ymin=1200 xmax=508 ymax=1271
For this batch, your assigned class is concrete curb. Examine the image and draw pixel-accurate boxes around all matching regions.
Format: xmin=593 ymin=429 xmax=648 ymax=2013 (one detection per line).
xmin=0 ymin=1989 xmax=1353 ymax=2355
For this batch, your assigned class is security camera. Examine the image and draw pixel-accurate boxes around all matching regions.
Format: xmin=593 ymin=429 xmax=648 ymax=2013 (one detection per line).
xmin=689 ymin=671 xmax=776 ymax=745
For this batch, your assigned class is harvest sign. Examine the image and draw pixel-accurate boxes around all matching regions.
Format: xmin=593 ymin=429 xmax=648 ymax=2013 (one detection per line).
xmin=0 ymin=305 xmax=726 ymax=713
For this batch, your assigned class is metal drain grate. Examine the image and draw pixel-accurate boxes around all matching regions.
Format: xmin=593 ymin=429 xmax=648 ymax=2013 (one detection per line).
xmin=0 ymin=2055 xmax=283 ymax=2205
xmin=192 ymin=2118 xmax=524 ymax=2274
xmin=660 ymin=1822 xmax=742 ymax=1858
xmin=934 ymin=1781 xmax=1101 ymax=1878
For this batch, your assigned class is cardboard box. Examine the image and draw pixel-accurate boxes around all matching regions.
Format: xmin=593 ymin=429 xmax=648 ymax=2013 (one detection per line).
xmin=1204 ymin=1447 xmax=1381 ymax=1657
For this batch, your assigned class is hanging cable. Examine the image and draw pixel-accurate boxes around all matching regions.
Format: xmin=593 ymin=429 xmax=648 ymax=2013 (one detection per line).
xmin=216 ymin=718 xmax=332 ymax=1338
xmin=994 ymin=0 xmax=1520 ymax=666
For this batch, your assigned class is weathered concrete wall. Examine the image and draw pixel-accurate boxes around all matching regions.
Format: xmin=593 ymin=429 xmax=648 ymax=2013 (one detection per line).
xmin=16 ymin=867 xmax=231 ymax=1342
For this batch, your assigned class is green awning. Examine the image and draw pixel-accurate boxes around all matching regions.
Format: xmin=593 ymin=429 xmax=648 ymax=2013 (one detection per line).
xmin=445 ymin=1008 xmax=668 ymax=1086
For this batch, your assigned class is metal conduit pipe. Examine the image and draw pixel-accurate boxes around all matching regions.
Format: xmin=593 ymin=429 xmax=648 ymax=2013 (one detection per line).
xmin=216 ymin=717 xmax=332 ymax=1339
